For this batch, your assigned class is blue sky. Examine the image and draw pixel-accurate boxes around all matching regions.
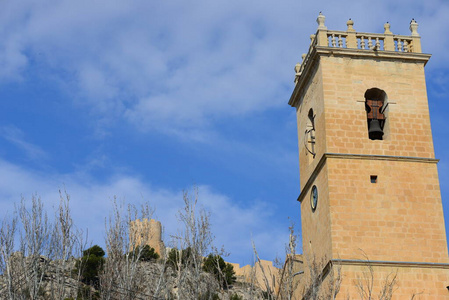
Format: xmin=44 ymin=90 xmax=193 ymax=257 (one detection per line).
xmin=0 ymin=0 xmax=448 ymax=265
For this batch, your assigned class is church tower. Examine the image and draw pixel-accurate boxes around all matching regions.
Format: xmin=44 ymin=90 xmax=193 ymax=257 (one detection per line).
xmin=289 ymin=14 xmax=449 ymax=298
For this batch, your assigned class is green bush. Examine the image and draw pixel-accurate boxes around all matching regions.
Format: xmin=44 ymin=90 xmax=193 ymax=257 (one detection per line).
xmin=202 ymin=254 xmax=236 ymax=288
xmin=230 ymin=294 xmax=243 ymax=300
xmin=167 ymin=247 xmax=193 ymax=270
xmin=83 ymin=245 xmax=105 ymax=258
xmin=128 ymin=245 xmax=159 ymax=261
xmin=76 ymin=245 xmax=105 ymax=288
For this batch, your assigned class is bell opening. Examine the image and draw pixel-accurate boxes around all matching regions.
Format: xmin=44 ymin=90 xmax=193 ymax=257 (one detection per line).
xmin=365 ymin=88 xmax=387 ymax=141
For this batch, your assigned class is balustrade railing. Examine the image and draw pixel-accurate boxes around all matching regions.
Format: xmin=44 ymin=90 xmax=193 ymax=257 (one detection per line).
xmin=393 ymin=36 xmax=414 ymax=52
xmin=324 ymin=31 xmax=414 ymax=53
xmin=295 ymin=14 xmax=422 ymax=83
xmin=295 ymin=34 xmax=317 ymax=83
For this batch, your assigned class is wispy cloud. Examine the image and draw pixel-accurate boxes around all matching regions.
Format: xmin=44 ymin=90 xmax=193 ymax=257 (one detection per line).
xmin=0 ymin=158 xmax=288 ymax=264
xmin=5 ymin=0 xmax=448 ymax=137
xmin=0 ymin=125 xmax=47 ymax=161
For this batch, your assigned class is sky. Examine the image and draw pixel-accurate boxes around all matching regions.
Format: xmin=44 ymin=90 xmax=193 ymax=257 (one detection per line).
xmin=0 ymin=0 xmax=449 ymax=266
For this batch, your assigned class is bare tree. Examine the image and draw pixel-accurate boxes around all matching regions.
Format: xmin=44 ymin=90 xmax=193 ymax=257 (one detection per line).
xmin=299 ymin=254 xmax=342 ymax=300
xmin=250 ymin=241 xmax=277 ymax=300
xmin=300 ymin=256 xmax=322 ymax=300
xmin=0 ymin=190 xmax=224 ymax=299
xmin=275 ymin=222 xmax=301 ymax=300
xmin=0 ymin=192 xmax=88 ymax=300
xmin=325 ymin=260 xmax=342 ymax=300
xmin=354 ymin=252 xmax=397 ymax=300
xmin=100 ymin=199 xmax=154 ymax=300
xmin=48 ymin=190 xmax=88 ymax=300
xmin=14 ymin=195 xmax=55 ymax=299
xmin=0 ymin=212 xmax=18 ymax=299
xmin=170 ymin=189 xmax=216 ymax=300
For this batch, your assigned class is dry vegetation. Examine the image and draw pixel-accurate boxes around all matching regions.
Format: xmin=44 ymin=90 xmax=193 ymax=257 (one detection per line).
xmin=0 ymin=191 xmax=421 ymax=300
xmin=0 ymin=190 xmax=260 ymax=300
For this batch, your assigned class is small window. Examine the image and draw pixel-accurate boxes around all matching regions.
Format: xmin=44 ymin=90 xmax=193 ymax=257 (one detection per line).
xmin=370 ymin=175 xmax=378 ymax=183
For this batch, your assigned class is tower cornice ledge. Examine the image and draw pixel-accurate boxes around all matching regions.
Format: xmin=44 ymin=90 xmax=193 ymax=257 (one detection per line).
xmin=332 ymin=259 xmax=449 ymax=269
xmin=296 ymin=153 xmax=439 ymax=203
xmin=314 ymin=46 xmax=431 ymax=62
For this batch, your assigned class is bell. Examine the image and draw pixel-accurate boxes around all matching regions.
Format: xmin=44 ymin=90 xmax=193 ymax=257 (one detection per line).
xmin=368 ymin=119 xmax=384 ymax=140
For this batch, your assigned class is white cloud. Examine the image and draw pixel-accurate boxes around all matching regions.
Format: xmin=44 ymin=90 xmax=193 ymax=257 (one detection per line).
xmin=0 ymin=158 xmax=287 ymax=264
xmin=1 ymin=0 xmax=448 ymax=137
xmin=0 ymin=0 xmax=301 ymax=134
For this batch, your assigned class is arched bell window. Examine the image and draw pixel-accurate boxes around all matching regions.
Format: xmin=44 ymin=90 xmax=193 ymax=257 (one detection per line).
xmin=305 ymin=109 xmax=316 ymax=158
xmin=365 ymin=88 xmax=388 ymax=140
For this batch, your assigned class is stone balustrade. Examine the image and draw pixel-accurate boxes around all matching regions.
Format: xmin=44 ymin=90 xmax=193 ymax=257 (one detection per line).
xmin=295 ymin=13 xmax=422 ymax=83
xmin=324 ymin=30 xmax=415 ymax=52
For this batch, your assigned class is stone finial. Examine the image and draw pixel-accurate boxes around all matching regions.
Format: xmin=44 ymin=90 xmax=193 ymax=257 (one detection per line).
xmin=316 ymin=12 xmax=327 ymax=30
xmin=383 ymin=21 xmax=395 ymax=51
xmin=310 ymin=34 xmax=316 ymax=45
xmin=301 ymin=53 xmax=307 ymax=61
xmin=346 ymin=19 xmax=355 ymax=32
xmin=384 ymin=22 xmax=392 ymax=34
xmin=410 ymin=19 xmax=419 ymax=36
xmin=294 ymin=62 xmax=302 ymax=83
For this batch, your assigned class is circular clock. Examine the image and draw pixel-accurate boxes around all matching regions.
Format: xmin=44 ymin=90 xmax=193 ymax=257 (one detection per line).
xmin=310 ymin=185 xmax=318 ymax=211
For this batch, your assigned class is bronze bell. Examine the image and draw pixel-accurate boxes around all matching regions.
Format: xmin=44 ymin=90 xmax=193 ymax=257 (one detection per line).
xmin=368 ymin=119 xmax=383 ymax=140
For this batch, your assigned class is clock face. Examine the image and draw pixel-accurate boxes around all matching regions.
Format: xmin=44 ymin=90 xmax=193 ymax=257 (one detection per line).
xmin=310 ymin=185 xmax=318 ymax=211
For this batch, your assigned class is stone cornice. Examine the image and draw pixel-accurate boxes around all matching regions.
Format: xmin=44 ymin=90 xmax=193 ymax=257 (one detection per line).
xmin=314 ymin=46 xmax=431 ymax=62
xmin=288 ymin=46 xmax=320 ymax=108
xmin=325 ymin=152 xmax=438 ymax=163
xmin=332 ymin=258 xmax=449 ymax=269
xmin=297 ymin=153 xmax=439 ymax=203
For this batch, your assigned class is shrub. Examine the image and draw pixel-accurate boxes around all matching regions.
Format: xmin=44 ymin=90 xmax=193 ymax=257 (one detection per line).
xmin=77 ymin=245 xmax=105 ymax=287
xmin=230 ymin=294 xmax=243 ymax=300
xmin=202 ymin=254 xmax=236 ymax=288
xmin=83 ymin=245 xmax=105 ymax=258
xmin=167 ymin=247 xmax=193 ymax=270
xmin=128 ymin=245 xmax=159 ymax=261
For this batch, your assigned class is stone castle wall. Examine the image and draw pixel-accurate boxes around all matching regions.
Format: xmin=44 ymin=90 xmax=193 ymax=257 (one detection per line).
xmin=129 ymin=218 xmax=165 ymax=257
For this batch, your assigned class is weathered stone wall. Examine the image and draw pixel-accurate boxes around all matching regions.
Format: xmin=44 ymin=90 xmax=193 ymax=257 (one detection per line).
xmin=321 ymin=55 xmax=434 ymax=158
xmin=129 ymin=218 xmax=165 ymax=256
xmin=337 ymin=263 xmax=449 ymax=299
xmin=230 ymin=259 xmax=280 ymax=291
xmin=328 ymin=158 xmax=448 ymax=263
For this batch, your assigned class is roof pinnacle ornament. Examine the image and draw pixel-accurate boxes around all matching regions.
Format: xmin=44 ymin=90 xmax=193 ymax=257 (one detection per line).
xmin=409 ymin=19 xmax=419 ymax=37
xmin=317 ymin=12 xmax=327 ymax=30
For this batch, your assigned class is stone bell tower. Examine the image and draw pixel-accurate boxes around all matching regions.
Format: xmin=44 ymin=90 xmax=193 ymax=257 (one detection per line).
xmin=289 ymin=14 xmax=449 ymax=298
